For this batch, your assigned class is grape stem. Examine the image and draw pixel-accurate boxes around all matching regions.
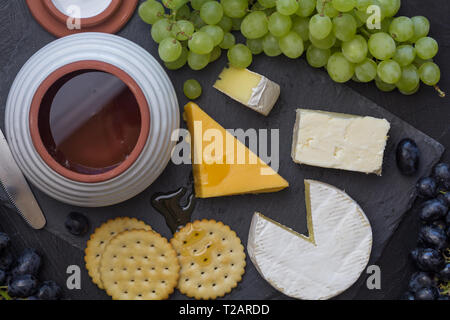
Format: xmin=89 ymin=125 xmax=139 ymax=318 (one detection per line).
xmin=434 ymin=85 xmax=446 ymax=98
xmin=0 ymin=290 xmax=11 ymax=300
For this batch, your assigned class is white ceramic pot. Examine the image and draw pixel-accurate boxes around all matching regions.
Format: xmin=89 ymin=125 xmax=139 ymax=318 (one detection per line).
xmin=5 ymin=33 xmax=179 ymax=207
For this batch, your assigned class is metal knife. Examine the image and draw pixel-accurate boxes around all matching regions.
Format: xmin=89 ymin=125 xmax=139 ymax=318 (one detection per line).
xmin=0 ymin=129 xmax=46 ymax=229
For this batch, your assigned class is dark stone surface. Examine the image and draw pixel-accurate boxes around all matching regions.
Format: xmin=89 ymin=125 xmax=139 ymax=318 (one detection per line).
xmin=0 ymin=0 xmax=448 ymax=300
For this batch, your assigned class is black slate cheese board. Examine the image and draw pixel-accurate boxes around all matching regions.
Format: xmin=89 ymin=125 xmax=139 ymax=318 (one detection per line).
xmin=12 ymin=53 xmax=443 ymax=300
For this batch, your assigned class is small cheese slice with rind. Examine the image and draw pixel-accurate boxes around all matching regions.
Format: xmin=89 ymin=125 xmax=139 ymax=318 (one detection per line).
xmin=214 ymin=66 xmax=280 ymax=116
xmin=247 ymin=179 xmax=373 ymax=300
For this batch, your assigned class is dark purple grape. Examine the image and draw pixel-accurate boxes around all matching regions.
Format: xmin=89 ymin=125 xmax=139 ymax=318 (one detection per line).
xmin=26 ymin=296 xmax=40 ymax=300
xmin=65 ymin=212 xmax=89 ymax=236
xmin=0 ymin=233 xmax=10 ymax=251
xmin=36 ymin=281 xmax=62 ymax=300
xmin=419 ymin=199 xmax=448 ymax=222
xmin=0 ymin=250 xmax=14 ymax=271
xmin=402 ymin=291 xmax=415 ymax=300
xmin=446 ymin=212 xmax=450 ymax=227
xmin=447 ymin=227 xmax=450 ymax=238
xmin=416 ymin=177 xmax=437 ymax=198
xmin=430 ymin=220 xmax=446 ymax=231
xmin=12 ymin=249 xmax=41 ymax=277
xmin=8 ymin=274 xmax=38 ymax=298
xmin=433 ymin=163 xmax=450 ymax=189
xmin=438 ymin=295 xmax=450 ymax=300
xmin=408 ymin=272 xmax=436 ymax=292
xmin=410 ymin=248 xmax=445 ymax=272
xmin=437 ymin=191 xmax=450 ymax=206
xmin=418 ymin=225 xmax=447 ymax=251
xmin=0 ymin=269 xmax=6 ymax=285
xmin=396 ymin=139 xmax=420 ymax=175
xmin=438 ymin=263 xmax=450 ymax=282
xmin=414 ymin=286 xmax=440 ymax=300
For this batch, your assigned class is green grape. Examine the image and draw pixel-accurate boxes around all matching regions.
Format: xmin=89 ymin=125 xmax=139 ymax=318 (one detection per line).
xmin=419 ymin=62 xmax=440 ymax=86
xmin=221 ymin=0 xmax=248 ymax=18
xmin=279 ymin=31 xmax=305 ymax=58
xmin=200 ymin=1 xmax=224 ymax=25
xmin=367 ymin=16 xmax=392 ymax=34
xmin=309 ymin=14 xmax=332 ymax=40
xmin=355 ymin=58 xmax=377 ymax=82
xmin=410 ymin=16 xmax=430 ymax=43
xmin=375 ymin=76 xmax=396 ymax=92
xmin=349 ymin=9 xmax=364 ymax=28
xmin=231 ymin=17 xmax=243 ymax=30
xmin=164 ymin=47 xmax=188 ymax=70
xmin=218 ymin=16 xmax=233 ymax=32
xmin=399 ymin=84 xmax=420 ymax=96
xmin=139 ymin=1 xmax=164 ymax=24
xmin=183 ymin=79 xmax=202 ymax=99
xmin=191 ymin=0 xmax=209 ymax=10
xmin=396 ymin=64 xmax=419 ymax=92
xmin=258 ymin=0 xmax=276 ymax=8
xmin=327 ymin=52 xmax=355 ymax=83
xmin=316 ymin=0 xmax=339 ymax=18
xmin=415 ymin=37 xmax=438 ymax=60
xmin=368 ymin=32 xmax=396 ymax=60
xmin=200 ymin=25 xmax=224 ymax=46
xmin=176 ymin=4 xmax=191 ymax=20
xmin=389 ymin=16 xmax=414 ymax=42
xmin=292 ymin=16 xmax=310 ymax=41
xmin=296 ymin=0 xmax=316 ymax=17
xmin=332 ymin=0 xmax=356 ymax=12
xmin=268 ymin=12 xmax=292 ymax=37
xmin=306 ymin=45 xmax=330 ymax=68
xmin=163 ymin=0 xmax=188 ymax=10
xmin=158 ymin=37 xmax=183 ymax=62
xmin=262 ymin=33 xmax=282 ymax=56
xmin=219 ymin=32 xmax=236 ymax=49
xmin=355 ymin=0 xmax=374 ymax=11
xmin=190 ymin=11 xmax=206 ymax=29
xmin=241 ymin=11 xmax=269 ymax=39
xmin=413 ymin=56 xmax=432 ymax=68
xmin=377 ymin=0 xmax=400 ymax=18
xmin=393 ymin=45 xmax=416 ymax=67
xmin=209 ymin=46 xmax=223 ymax=62
xmin=227 ymin=44 xmax=253 ymax=68
xmin=173 ymin=20 xmax=195 ymax=41
xmin=188 ymin=31 xmax=214 ymax=54
xmin=151 ymin=19 xmax=173 ymax=43
xmin=309 ymin=31 xmax=336 ymax=49
xmin=332 ymin=13 xmax=357 ymax=42
xmin=377 ymin=59 xmax=401 ymax=84
xmin=342 ymin=35 xmax=367 ymax=63
xmin=187 ymin=51 xmax=210 ymax=70
xmin=246 ymin=38 xmax=264 ymax=54
xmin=277 ymin=0 xmax=299 ymax=15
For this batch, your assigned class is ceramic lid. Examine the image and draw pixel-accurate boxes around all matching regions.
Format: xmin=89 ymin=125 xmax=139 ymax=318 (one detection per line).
xmin=26 ymin=0 xmax=138 ymax=37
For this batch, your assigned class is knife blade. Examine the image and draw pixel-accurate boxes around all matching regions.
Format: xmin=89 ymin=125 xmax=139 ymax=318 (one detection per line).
xmin=0 ymin=129 xmax=46 ymax=229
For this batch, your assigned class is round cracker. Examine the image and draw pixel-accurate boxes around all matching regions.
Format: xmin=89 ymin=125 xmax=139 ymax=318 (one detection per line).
xmin=171 ymin=219 xmax=246 ymax=300
xmin=99 ymin=229 xmax=180 ymax=300
xmin=84 ymin=217 xmax=151 ymax=289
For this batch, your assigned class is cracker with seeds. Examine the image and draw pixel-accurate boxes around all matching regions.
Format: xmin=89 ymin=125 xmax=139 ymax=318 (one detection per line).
xmin=99 ymin=229 xmax=180 ymax=300
xmin=85 ymin=217 xmax=151 ymax=289
xmin=170 ymin=220 xmax=246 ymax=300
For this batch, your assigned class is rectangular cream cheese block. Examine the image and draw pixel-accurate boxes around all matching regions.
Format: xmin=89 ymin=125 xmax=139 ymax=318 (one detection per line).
xmin=291 ymin=109 xmax=391 ymax=175
xmin=213 ymin=66 xmax=280 ymax=116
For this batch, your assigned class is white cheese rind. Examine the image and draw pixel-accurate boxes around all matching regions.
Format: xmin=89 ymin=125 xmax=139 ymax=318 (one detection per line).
xmin=247 ymin=180 xmax=373 ymax=300
xmin=247 ymin=76 xmax=280 ymax=116
xmin=291 ymin=109 xmax=391 ymax=175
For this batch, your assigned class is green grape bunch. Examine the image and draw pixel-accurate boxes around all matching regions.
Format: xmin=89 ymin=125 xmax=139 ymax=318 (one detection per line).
xmin=139 ymin=0 xmax=444 ymax=97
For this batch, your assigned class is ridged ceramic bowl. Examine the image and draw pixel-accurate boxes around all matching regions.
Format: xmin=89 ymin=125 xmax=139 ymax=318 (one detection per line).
xmin=5 ymin=33 xmax=179 ymax=207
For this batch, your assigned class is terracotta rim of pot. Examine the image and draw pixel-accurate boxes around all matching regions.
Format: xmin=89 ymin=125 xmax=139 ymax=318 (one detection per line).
xmin=26 ymin=0 xmax=138 ymax=37
xmin=29 ymin=60 xmax=151 ymax=184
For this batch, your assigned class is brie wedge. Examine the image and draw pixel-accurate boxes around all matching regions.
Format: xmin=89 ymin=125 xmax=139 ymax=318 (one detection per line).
xmin=213 ymin=66 xmax=280 ymax=116
xmin=291 ymin=109 xmax=391 ymax=175
xmin=247 ymin=180 xmax=373 ymax=300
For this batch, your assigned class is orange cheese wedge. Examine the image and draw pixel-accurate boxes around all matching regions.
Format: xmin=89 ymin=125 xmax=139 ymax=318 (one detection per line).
xmin=184 ymin=102 xmax=289 ymax=198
